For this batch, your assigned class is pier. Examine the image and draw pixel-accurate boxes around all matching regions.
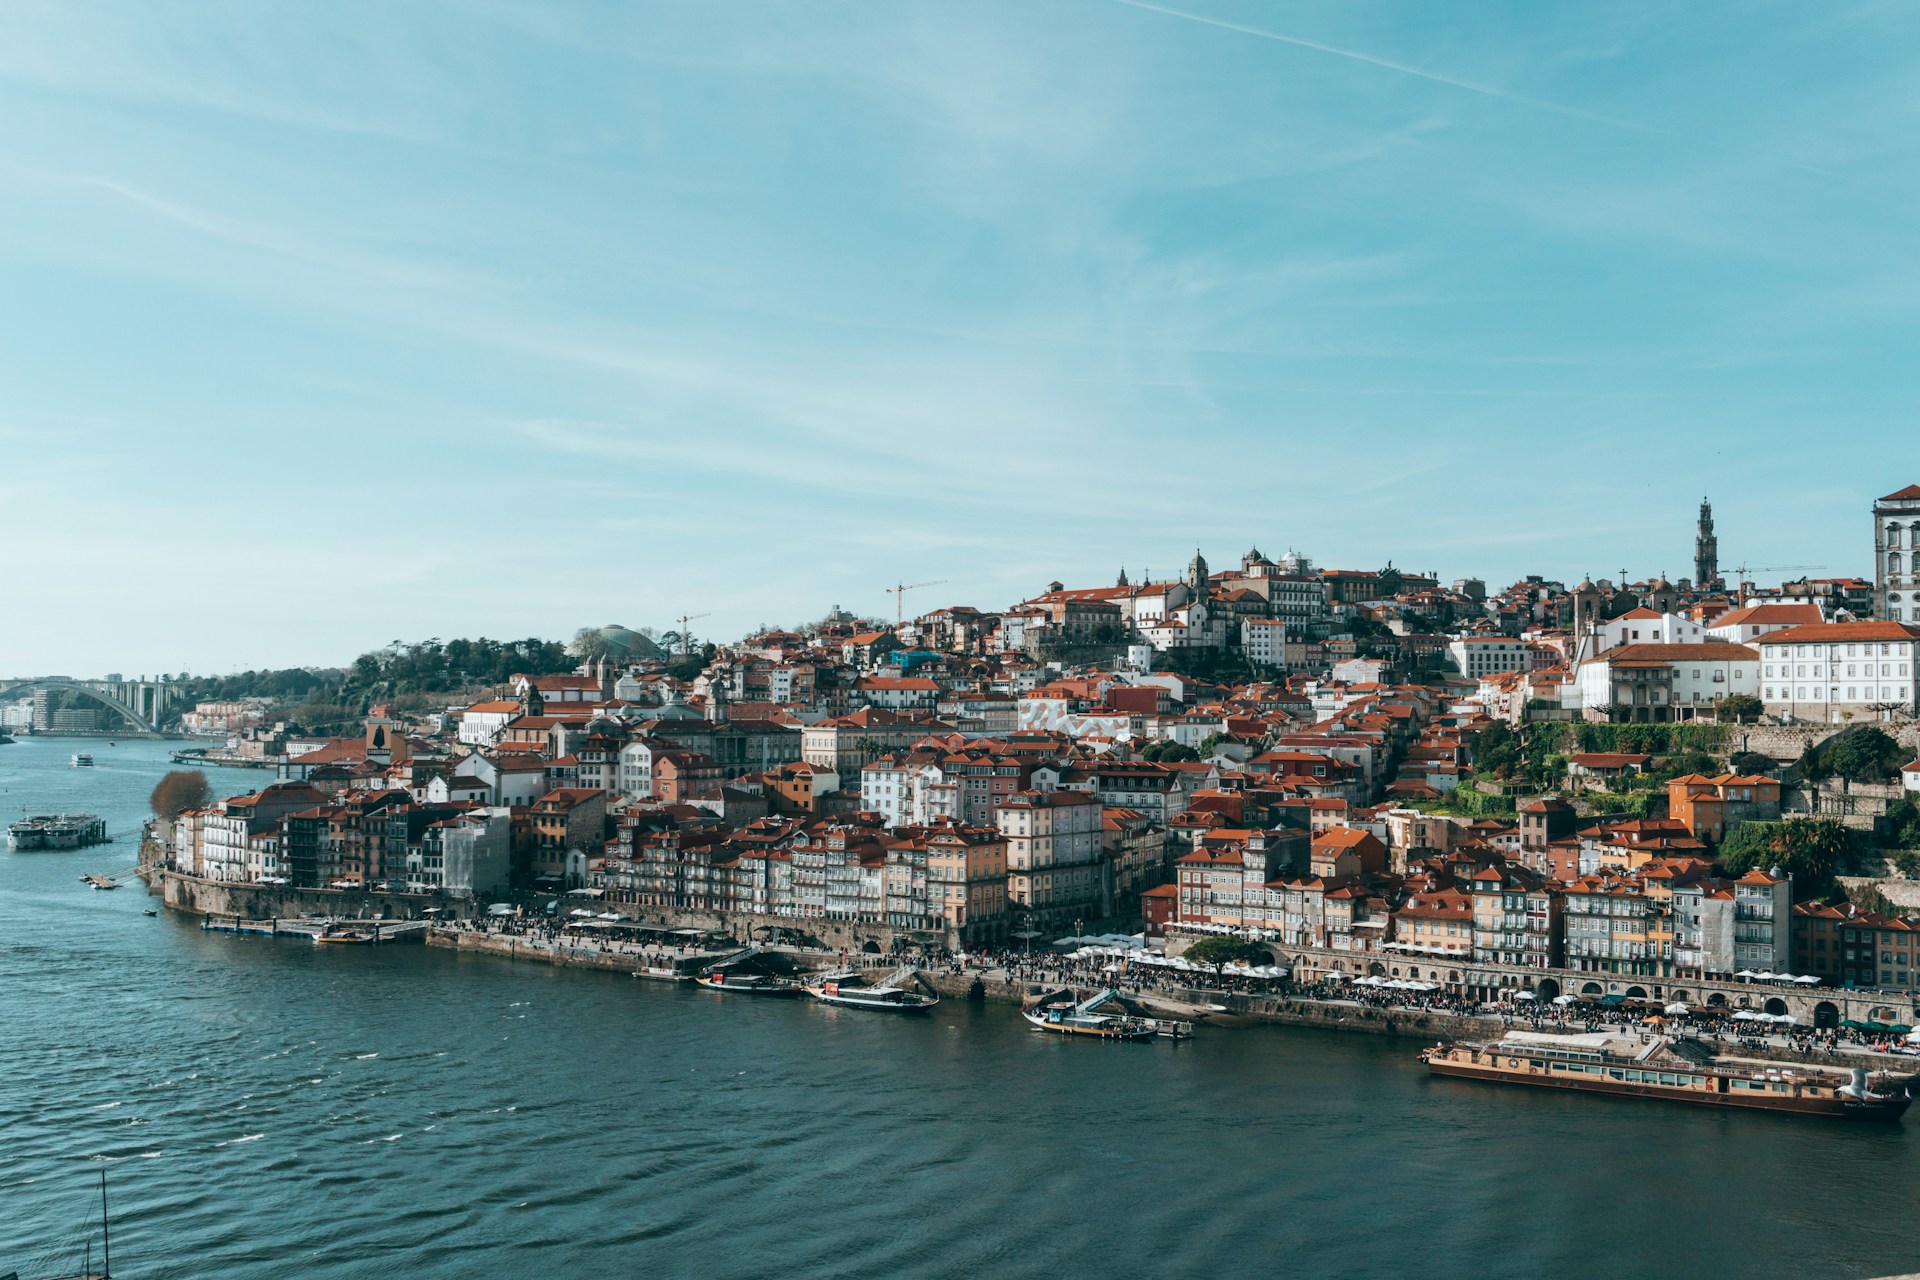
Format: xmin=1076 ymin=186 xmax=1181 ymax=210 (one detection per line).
xmin=200 ymin=917 xmax=431 ymax=942
xmin=8 ymin=813 xmax=108 ymax=851
xmin=168 ymin=746 xmax=275 ymax=770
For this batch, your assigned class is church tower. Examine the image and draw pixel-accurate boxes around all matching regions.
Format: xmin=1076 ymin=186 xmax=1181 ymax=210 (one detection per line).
xmin=1188 ymin=549 xmax=1209 ymax=594
xmin=1695 ymin=497 xmax=1719 ymax=588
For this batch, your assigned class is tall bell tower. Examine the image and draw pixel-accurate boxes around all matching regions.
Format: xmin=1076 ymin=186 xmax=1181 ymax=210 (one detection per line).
xmin=1695 ymin=497 xmax=1719 ymax=588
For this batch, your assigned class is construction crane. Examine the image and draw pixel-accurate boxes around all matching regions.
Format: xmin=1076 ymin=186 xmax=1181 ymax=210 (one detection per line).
xmin=886 ymin=579 xmax=948 ymax=626
xmin=1728 ymin=563 xmax=1827 ymax=580
xmin=672 ymin=612 xmax=712 ymax=655
xmin=1725 ymin=564 xmax=1828 ymax=606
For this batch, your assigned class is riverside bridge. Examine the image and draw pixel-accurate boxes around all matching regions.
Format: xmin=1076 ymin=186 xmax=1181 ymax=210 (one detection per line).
xmin=0 ymin=675 xmax=183 ymax=735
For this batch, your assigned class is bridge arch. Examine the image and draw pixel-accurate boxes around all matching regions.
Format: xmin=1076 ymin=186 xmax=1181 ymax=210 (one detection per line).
xmin=0 ymin=677 xmax=170 ymax=735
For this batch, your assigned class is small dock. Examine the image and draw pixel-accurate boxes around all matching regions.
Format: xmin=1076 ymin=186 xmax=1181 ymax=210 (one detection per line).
xmin=200 ymin=917 xmax=431 ymax=943
xmin=169 ymin=747 xmax=274 ymax=770
xmin=9 ymin=813 xmax=109 ymax=851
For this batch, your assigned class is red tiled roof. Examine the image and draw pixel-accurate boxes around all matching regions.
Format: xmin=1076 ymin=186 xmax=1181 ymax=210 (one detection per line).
xmin=1765 ymin=621 xmax=1920 ymax=644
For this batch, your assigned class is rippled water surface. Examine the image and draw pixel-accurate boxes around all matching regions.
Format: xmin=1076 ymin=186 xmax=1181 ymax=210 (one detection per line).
xmin=3 ymin=736 xmax=1918 ymax=1279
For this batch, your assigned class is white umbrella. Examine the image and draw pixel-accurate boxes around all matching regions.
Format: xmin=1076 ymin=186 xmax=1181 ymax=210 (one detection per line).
xmin=1793 ymin=975 xmax=1821 ymax=985
xmin=1552 ymin=995 xmax=1576 ymax=1005
xmin=1732 ymin=1010 xmax=1761 ymax=1022
xmin=1513 ymin=991 xmax=1537 ymax=1001
xmin=1665 ymin=1003 xmax=1690 ymax=1015
xmin=1735 ymin=970 xmax=1758 ymax=979
xmin=1905 ymin=1027 xmax=1920 ymax=1043
xmin=1773 ymin=1014 xmax=1797 ymax=1025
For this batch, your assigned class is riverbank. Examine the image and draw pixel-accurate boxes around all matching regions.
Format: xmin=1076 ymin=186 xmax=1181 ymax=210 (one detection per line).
xmin=144 ymin=865 xmax=474 ymax=923
xmin=422 ymin=926 xmax=1914 ymax=1076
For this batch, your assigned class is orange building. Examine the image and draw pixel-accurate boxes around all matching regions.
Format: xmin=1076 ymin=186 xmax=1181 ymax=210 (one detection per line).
xmin=1667 ymin=774 xmax=1781 ymax=843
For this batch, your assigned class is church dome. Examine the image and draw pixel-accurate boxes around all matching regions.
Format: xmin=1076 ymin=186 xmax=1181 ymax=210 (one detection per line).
xmin=568 ymin=624 xmax=662 ymax=661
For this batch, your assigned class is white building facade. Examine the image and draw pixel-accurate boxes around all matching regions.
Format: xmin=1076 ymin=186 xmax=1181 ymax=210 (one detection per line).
xmin=1760 ymin=621 xmax=1920 ymax=721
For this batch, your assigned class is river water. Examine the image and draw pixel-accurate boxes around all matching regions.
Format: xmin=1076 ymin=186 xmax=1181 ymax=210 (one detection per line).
xmin=2 ymin=735 xmax=1917 ymax=1279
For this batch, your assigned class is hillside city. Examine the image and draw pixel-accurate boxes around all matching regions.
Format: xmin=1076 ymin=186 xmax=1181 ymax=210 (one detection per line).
xmin=104 ymin=485 xmax=1920 ymax=1015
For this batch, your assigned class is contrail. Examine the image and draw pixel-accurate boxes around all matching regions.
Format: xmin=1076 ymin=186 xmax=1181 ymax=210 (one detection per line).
xmin=1111 ymin=0 xmax=1654 ymax=133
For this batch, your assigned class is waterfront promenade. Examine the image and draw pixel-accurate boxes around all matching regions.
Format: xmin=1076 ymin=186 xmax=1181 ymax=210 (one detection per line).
xmin=425 ymin=921 xmax=1920 ymax=1074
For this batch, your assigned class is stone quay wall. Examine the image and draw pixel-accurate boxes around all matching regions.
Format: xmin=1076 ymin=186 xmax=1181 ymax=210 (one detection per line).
xmin=1164 ymin=934 xmax=1920 ymax=1025
xmin=423 ymin=933 xmax=1911 ymax=1072
xmin=148 ymin=868 xmax=472 ymax=923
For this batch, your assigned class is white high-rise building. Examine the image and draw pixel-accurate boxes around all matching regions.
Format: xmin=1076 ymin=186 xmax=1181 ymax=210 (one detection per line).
xmin=1874 ymin=483 xmax=1920 ymax=621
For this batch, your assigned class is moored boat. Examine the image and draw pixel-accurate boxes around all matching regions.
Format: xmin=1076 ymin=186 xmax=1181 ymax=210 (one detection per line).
xmin=632 ymin=965 xmax=691 ymax=983
xmin=314 ymin=924 xmax=378 ymax=945
xmin=9 ymin=813 xmax=108 ymax=851
xmin=1422 ymin=1030 xmax=1911 ymax=1121
xmin=701 ymin=971 xmax=802 ymax=997
xmin=1022 ymin=999 xmax=1158 ymax=1041
xmin=804 ymin=971 xmax=938 ymax=1013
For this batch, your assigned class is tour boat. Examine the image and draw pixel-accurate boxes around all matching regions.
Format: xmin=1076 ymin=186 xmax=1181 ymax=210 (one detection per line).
xmin=71 ymin=753 xmax=94 ymax=768
xmin=701 ymin=970 xmax=802 ymax=997
xmin=631 ymin=966 xmax=691 ymax=983
xmin=804 ymin=972 xmax=938 ymax=1013
xmin=313 ymin=925 xmax=378 ymax=945
xmin=1422 ymin=1031 xmax=1911 ymax=1121
xmin=1022 ymin=1004 xmax=1158 ymax=1041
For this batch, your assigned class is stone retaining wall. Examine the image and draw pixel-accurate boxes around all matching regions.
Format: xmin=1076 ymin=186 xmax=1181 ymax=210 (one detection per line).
xmin=149 ymin=868 xmax=469 ymax=923
xmin=1734 ymin=723 xmax=1920 ymax=762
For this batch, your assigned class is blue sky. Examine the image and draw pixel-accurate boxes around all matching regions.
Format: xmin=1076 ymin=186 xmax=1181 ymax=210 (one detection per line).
xmin=3 ymin=1 xmax=1917 ymax=675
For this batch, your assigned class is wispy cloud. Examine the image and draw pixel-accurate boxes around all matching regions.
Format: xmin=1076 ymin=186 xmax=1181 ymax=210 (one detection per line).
xmin=1110 ymin=0 xmax=1659 ymax=132
xmin=57 ymin=174 xmax=458 ymax=287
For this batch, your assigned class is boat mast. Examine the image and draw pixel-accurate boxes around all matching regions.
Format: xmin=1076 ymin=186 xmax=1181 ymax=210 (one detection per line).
xmin=100 ymin=1168 xmax=110 ymax=1278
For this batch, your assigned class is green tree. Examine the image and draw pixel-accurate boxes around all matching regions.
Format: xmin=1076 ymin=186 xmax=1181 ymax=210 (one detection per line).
xmin=1183 ymin=936 xmax=1258 ymax=973
xmin=1716 ymin=819 xmax=1851 ymax=896
xmin=1824 ymin=727 xmax=1903 ymax=783
xmin=1882 ymin=799 xmax=1920 ymax=851
xmin=1471 ymin=722 xmax=1523 ymax=779
xmin=1657 ymin=751 xmax=1720 ymax=781
xmin=1728 ymin=750 xmax=1775 ymax=777
xmin=1850 ymin=884 xmax=1900 ymax=915
xmin=1141 ymin=741 xmax=1199 ymax=763
xmin=1715 ymin=693 xmax=1763 ymax=723
xmin=663 ymin=644 xmax=716 ymax=683
xmin=1798 ymin=741 xmax=1830 ymax=783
